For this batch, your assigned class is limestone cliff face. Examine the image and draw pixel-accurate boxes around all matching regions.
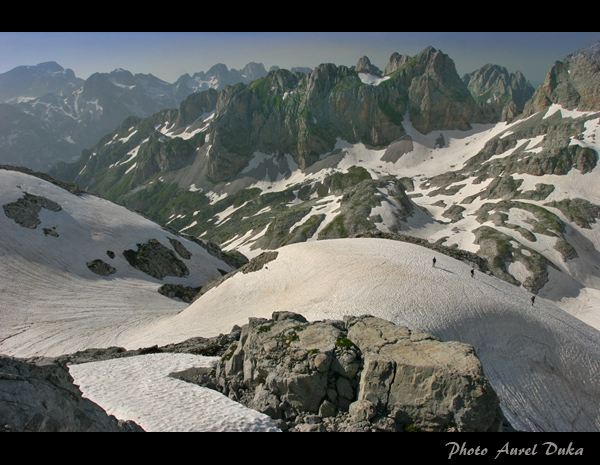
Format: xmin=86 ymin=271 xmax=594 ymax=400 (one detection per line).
xmin=463 ymin=63 xmax=535 ymax=121
xmin=206 ymin=47 xmax=488 ymax=182
xmin=394 ymin=46 xmax=487 ymax=134
xmin=524 ymin=41 xmax=600 ymax=115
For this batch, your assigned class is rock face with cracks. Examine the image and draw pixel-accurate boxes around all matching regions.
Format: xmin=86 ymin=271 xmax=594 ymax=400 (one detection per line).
xmin=209 ymin=312 xmax=503 ymax=432
xmin=0 ymin=355 xmax=143 ymax=432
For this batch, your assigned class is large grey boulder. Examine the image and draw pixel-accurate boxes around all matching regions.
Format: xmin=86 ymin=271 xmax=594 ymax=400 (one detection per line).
xmin=347 ymin=316 xmax=501 ymax=432
xmin=0 ymin=355 xmax=143 ymax=432
xmin=209 ymin=312 xmax=503 ymax=432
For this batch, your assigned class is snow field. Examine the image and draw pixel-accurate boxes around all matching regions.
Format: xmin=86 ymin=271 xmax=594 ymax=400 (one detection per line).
xmin=3 ymin=104 xmax=600 ymax=432
xmin=68 ymin=353 xmax=280 ymax=432
xmin=208 ymin=107 xmax=600 ymax=330
xmin=124 ymin=237 xmax=600 ymax=432
xmin=0 ymin=169 xmax=235 ymax=358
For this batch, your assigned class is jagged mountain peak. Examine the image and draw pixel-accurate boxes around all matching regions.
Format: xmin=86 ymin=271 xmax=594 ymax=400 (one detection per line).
xmin=6 ymin=61 xmax=65 ymax=75
xmin=524 ymin=39 xmax=600 ymax=115
xmin=241 ymin=61 xmax=268 ymax=76
xmin=29 ymin=61 xmax=65 ymax=73
xmin=111 ymin=67 xmax=133 ymax=74
xmin=570 ymin=40 xmax=600 ymax=64
xmin=418 ymin=46 xmax=460 ymax=75
xmin=463 ymin=63 xmax=536 ymax=121
xmin=0 ymin=61 xmax=81 ymax=103
xmin=382 ymin=46 xmax=446 ymax=75
xmin=201 ymin=63 xmax=230 ymax=79
xmin=355 ymin=56 xmax=382 ymax=75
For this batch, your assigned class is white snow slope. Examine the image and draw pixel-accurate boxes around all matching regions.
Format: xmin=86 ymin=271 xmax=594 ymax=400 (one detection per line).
xmin=125 ymin=237 xmax=600 ymax=433
xmin=0 ymin=168 xmax=236 ymax=358
xmin=177 ymin=106 xmax=599 ymax=332
xmin=2 ymin=166 xmax=600 ymax=432
xmin=67 ymin=353 xmax=280 ymax=432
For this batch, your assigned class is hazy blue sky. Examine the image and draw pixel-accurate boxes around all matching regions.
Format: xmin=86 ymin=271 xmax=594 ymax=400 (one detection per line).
xmin=1 ymin=32 xmax=599 ymax=86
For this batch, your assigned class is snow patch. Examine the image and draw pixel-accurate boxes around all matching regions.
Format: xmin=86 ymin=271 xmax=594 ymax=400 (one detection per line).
xmin=68 ymin=353 xmax=280 ymax=432
xmin=358 ymin=73 xmax=391 ymax=86
xmin=125 ymin=238 xmax=600 ymax=432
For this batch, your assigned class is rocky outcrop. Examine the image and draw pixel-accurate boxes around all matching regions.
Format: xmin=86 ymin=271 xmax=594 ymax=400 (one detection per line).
xmin=122 ymin=238 xmax=189 ymax=280
xmin=355 ymin=56 xmax=382 ymax=75
xmin=545 ymin=198 xmax=600 ymax=229
xmin=0 ymin=355 xmax=143 ymax=432
xmin=204 ymin=312 xmax=503 ymax=432
xmin=317 ymin=176 xmax=415 ymax=240
xmin=157 ymin=283 xmax=201 ymax=303
xmin=86 ymin=259 xmax=116 ymax=276
xmin=3 ymin=192 xmax=61 ymax=229
xmin=472 ymin=225 xmax=553 ymax=294
xmin=168 ymin=237 xmax=192 ymax=259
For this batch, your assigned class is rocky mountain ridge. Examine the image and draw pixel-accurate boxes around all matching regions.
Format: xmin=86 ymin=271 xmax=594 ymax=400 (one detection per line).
xmin=50 ymin=45 xmax=533 ymax=198
xmin=525 ymin=41 xmax=600 ymax=115
xmin=0 ymin=61 xmax=83 ymax=103
xmin=0 ymin=61 xmax=274 ymax=172
xmin=43 ymin=42 xmax=600 ymax=322
xmin=1 ymin=46 xmax=535 ymax=174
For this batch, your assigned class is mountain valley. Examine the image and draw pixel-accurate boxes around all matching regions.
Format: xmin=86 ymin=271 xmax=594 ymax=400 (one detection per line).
xmin=2 ymin=39 xmax=600 ymax=432
xmin=45 ymin=43 xmax=600 ymax=330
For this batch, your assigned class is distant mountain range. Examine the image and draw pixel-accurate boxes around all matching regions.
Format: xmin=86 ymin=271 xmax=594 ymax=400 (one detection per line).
xmin=0 ymin=61 xmax=311 ymax=172
xmin=0 ymin=53 xmax=530 ymax=174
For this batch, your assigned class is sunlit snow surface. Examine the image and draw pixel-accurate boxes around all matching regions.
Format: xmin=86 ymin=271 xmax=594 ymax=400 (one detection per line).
xmin=68 ymin=354 xmax=279 ymax=432
xmin=123 ymin=237 xmax=600 ymax=432
xmin=0 ymin=169 xmax=234 ymax=358
xmin=3 ymin=105 xmax=600 ymax=432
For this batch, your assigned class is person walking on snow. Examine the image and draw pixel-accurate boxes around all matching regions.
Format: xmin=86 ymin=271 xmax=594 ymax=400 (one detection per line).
xmin=471 ymin=268 xmax=475 ymax=278
xmin=531 ymin=295 xmax=536 ymax=306
xmin=432 ymin=257 xmax=436 ymax=267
